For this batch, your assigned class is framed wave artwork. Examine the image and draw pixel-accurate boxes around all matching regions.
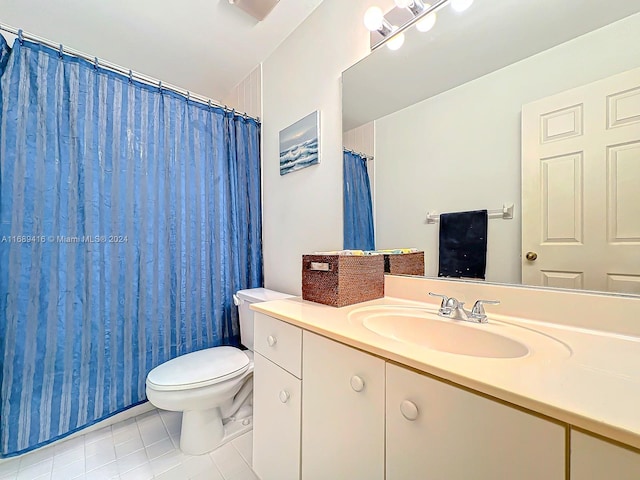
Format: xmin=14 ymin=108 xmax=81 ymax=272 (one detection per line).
xmin=279 ymin=110 xmax=320 ymax=175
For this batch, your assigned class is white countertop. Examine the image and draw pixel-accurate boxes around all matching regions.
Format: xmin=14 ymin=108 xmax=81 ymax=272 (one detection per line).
xmin=252 ymin=295 xmax=640 ymax=450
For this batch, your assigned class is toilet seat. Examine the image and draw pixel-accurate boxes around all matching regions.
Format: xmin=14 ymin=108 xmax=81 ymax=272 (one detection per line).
xmin=147 ymin=346 xmax=250 ymax=391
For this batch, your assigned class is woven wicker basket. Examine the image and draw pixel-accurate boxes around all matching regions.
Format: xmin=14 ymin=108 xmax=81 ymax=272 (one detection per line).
xmin=302 ymin=254 xmax=384 ymax=307
xmin=383 ymin=251 xmax=425 ymax=276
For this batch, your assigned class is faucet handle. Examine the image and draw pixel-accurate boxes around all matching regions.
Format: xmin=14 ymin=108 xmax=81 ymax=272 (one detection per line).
xmin=429 ymin=293 xmax=461 ymax=315
xmin=471 ymin=299 xmax=500 ymax=316
xmin=428 ymin=292 xmax=449 ymax=308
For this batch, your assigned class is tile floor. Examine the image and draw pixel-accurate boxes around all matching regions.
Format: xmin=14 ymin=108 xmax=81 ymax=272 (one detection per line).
xmin=0 ymin=409 xmax=259 ymax=480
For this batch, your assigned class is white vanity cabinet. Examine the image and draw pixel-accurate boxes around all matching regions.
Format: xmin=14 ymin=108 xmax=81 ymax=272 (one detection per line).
xmin=386 ymin=363 xmax=565 ymax=480
xmin=253 ymin=313 xmax=302 ymax=480
xmin=571 ymin=430 xmax=640 ymax=479
xmin=252 ymin=311 xmax=639 ymax=480
xmin=301 ymin=331 xmax=385 ymax=480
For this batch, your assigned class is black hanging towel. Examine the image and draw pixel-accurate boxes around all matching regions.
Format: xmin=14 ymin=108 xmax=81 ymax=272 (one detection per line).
xmin=438 ymin=209 xmax=488 ymax=279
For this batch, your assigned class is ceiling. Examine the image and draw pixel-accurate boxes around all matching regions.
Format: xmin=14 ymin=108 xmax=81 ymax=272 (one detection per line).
xmin=343 ymin=0 xmax=640 ymax=130
xmin=0 ymin=0 xmax=324 ymax=101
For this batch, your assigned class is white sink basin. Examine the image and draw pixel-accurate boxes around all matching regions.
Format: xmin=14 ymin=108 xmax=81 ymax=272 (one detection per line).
xmin=348 ymin=306 xmax=571 ymax=359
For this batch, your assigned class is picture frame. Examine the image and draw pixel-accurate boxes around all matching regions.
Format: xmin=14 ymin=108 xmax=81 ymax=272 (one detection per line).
xmin=279 ymin=110 xmax=320 ymax=175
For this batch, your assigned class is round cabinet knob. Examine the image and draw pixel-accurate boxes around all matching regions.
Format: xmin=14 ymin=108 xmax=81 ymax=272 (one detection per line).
xmin=267 ymin=335 xmax=277 ymax=347
xmin=279 ymin=390 xmax=290 ymax=403
xmin=400 ymin=400 xmax=419 ymax=421
xmin=350 ymin=375 xmax=365 ymax=392
xmin=525 ymin=251 xmax=538 ymax=261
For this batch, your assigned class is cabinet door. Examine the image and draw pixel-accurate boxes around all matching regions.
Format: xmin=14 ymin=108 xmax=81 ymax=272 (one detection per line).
xmin=301 ymin=332 xmax=385 ymax=480
xmin=571 ymin=430 xmax=640 ymax=479
xmin=386 ymin=363 xmax=565 ymax=480
xmin=253 ymin=352 xmax=301 ymax=480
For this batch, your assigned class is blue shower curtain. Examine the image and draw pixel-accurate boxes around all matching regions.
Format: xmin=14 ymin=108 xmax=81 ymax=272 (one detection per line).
xmin=0 ymin=35 xmax=262 ymax=456
xmin=343 ymin=150 xmax=375 ymax=250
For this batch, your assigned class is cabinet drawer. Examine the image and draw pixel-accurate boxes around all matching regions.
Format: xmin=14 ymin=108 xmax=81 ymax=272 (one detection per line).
xmin=253 ymin=352 xmax=301 ymax=480
xmin=254 ymin=312 xmax=302 ymax=378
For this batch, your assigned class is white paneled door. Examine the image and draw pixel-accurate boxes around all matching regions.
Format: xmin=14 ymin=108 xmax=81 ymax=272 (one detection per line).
xmin=522 ymin=67 xmax=640 ymax=293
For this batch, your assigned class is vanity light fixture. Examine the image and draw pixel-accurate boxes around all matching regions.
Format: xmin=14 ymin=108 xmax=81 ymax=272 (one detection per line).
xmin=385 ymin=26 xmax=406 ymax=50
xmin=364 ymin=0 xmax=474 ymax=51
xmin=415 ymin=6 xmax=437 ymax=32
xmin=395 ymin=0 xmax=437 ymax=32
xmin=363 ymin=6 xmax=406 ymax=51
xmin=450 ymin=0 xmax=474 ymax=13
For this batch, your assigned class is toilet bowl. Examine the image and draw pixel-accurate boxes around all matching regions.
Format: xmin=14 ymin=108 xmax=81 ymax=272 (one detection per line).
xmin=145 ymin=288 xmax=293 ymax=455
xmin=146 ymin=347 xmax=254 ymax=455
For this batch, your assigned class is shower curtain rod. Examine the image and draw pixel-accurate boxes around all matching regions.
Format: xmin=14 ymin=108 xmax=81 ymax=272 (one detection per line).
xmin=344 ymin=147 xmax=374 ymax=161
xmin=0 ymin=23 xmax=260 ymax=122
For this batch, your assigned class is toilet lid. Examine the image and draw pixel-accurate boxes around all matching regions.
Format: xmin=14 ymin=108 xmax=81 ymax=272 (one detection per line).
xmin=146 ymin=347 xmax=250 ymax=391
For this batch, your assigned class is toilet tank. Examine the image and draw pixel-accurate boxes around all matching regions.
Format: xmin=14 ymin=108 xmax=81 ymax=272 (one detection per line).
xmin=233 ymin=288 xmax=294 ymax=351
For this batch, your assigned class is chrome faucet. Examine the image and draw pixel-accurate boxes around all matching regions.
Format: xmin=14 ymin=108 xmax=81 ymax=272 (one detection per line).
xmin=428 ymin=293 xmax=500 ymax=324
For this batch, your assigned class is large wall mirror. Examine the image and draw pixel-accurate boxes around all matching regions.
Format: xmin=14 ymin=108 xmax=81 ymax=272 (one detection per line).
xmin=342 ymin=0 xmax=640 ymax=295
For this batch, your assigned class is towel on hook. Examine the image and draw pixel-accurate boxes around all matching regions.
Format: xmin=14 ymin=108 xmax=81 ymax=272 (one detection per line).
xmin=438 ymin=210 xmax=488 ymax=279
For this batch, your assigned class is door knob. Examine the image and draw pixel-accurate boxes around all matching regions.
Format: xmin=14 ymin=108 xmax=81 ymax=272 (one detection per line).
xmin=267 ymin=335 xmax=277 ymax=347
xmin=525 ymin=251 xmax=538 ymax=261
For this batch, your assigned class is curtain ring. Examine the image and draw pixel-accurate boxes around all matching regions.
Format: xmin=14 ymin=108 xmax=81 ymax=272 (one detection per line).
xmin=93 ymin=57 xmax=99 ymax=70
xmin=17 ymin=29 xmax=24 ymax=44
xmin=186 ymin=91 xmax=190 ymax=102
xmin=128 ymin=70 xmax=133 ymax=83
xmin=158 ymin=80 xmax=162 ymax=93
xmin=207 ymin=99 xmax=212 ymax=110
xmin=58 ymin=44 xmax=64 ymax=58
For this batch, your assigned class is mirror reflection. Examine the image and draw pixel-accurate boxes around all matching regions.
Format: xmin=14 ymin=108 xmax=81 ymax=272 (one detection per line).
xmin=342 ymin=0 xmax=640 ymax=294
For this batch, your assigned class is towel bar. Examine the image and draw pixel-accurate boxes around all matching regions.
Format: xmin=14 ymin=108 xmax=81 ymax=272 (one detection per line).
xmin=426 ymin=203 xmax=514 ymax=224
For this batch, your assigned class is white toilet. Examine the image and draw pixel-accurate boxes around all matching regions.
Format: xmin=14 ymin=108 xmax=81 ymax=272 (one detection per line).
xmin=145 ymin=288 xmax=293 ymax=455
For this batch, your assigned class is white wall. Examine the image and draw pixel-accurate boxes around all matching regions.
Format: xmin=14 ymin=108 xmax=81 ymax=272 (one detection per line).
xmin=343 ymin=122 xmax=375 ymax=158
xmin=223 ymin=65 xmax=262 ymax=120
xmin=0 ymin=0 xmax=324 ymax=101
xmin=261 ymin=0 xmax=394 ymax=295
xmin=375 ymin=13 xmax=640 ymax=284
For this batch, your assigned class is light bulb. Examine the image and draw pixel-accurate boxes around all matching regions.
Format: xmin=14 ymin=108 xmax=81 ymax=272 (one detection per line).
xmin=394 ymin=0 xmax=414 ymax=8
xmin=416 ymin=8 xmax=436 ymax=32
xmin=450 ymin=0 xmax=473 ymax=12
xmin=386 ymin=27 xmax=405 ymax=50
xmin=364 ymin=6 xmax=385 ymax=31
